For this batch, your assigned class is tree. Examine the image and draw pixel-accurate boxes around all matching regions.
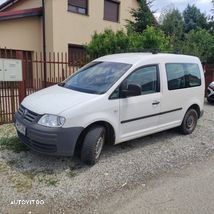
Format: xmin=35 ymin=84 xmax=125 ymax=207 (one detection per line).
xmin=126 ymin=0 xmax=156 ymax=33
xmin=139 ymin=26 xmax=170 ymax=51
xmin=183 ymin=4 xmax=208 ymax=33
xmin=181 ymin=29 xmax=214 ymax=63
xmin=161 ymin=9 xmax=184 ymax=47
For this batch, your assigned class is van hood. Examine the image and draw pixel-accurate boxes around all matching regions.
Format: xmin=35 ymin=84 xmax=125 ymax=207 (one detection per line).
xmin=22 ymin=85 xmax=99 ymax=115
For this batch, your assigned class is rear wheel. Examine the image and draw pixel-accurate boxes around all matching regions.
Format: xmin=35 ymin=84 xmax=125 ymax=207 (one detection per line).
xmin=81 ymin=126 xmax=106 ymax=165
xmin=180 ymin=109 xmax=198 ymax=135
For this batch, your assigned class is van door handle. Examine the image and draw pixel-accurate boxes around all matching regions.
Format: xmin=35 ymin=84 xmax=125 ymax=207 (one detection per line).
xmin=152 ymin=101 xmax=160 ymax=105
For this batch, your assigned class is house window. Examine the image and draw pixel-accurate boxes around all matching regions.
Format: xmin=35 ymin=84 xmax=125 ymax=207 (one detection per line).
xmin=68 ymin=0 xmax=88 ymax=15
xmin=68 ymin=44 xmax=86 ymax=66
xmin=104 ymin=0 xmax=120 ymax=22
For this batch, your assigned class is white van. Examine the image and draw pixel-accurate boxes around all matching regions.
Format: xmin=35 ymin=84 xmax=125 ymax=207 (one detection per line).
xmin=15 ymin=53 xmax=205 ymax=165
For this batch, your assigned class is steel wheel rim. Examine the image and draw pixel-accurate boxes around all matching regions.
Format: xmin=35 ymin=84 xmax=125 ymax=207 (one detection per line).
xmin=95 ymin=134 xmax=104 ymax=159
xmin=186 ymin=115 xmax=195 ymax=129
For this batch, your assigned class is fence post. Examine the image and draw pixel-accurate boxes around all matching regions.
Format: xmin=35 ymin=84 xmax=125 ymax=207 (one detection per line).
xmin=16 ymin=51 xmax=26 ymax=104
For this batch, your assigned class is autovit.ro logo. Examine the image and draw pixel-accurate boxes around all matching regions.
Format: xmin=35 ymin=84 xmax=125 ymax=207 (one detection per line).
xmin=10 ymin=200 xmax=45 ymax=205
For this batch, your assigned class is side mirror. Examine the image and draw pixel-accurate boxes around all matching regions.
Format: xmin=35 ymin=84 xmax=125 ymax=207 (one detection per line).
xmin=120 ymin=84 xmax=141 ymax=98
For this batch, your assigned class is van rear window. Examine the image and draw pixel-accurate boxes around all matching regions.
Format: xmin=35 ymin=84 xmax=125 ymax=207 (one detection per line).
xmin=166 ymin=63 xmax=201 ymax=90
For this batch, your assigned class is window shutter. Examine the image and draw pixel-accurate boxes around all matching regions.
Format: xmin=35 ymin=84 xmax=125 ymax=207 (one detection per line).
xmin=68 ymin=0 xmax=87 ymax=8
xmin=104 ymin=0 xmax=119 ymax=22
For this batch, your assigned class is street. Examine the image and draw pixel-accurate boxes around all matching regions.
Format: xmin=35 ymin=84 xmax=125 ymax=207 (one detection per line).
xmin=0 ymin=101 xmax=213 ymax=214
xmin=83 ymin=155 xmax=214 ymax=214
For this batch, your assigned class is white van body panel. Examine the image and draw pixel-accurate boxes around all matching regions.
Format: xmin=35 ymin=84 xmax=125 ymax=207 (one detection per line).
xmin=61 ymin=95 xmax=121 ymax=142
xmin=22 ymin=85 xmax=99 ymax=115
xmin=158 ymin=58 xmax=205 ymax=130
xmin=119 ymin=92 xmax=161 ymax=141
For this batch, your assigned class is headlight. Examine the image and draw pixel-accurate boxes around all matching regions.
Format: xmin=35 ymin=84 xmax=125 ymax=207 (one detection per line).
xmin=209 ymin=82 xmax=214 ymax=90
xmin=38 ymin=114 xmax=66 ymax=127
xmin=209 ymin=85 xmax=214 ymax=90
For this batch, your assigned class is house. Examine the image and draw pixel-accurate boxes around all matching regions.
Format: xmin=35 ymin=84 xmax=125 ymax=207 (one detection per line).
xmin=0 ymin=0 xmax=139 ymax=57
xmin=0 ymin=0 xmax=140 ymax=118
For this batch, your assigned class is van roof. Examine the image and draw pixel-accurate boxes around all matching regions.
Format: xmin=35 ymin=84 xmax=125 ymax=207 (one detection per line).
xmin=95 ymin=53 xmax=200 ymax=65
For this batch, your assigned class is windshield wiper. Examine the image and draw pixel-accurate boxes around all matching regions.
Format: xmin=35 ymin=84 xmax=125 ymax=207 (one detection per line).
xmin=58 ymin=82 xmax=65 ymax=87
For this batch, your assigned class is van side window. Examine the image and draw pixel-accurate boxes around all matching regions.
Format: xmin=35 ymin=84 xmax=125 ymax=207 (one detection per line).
xmin=109 ymin=65 xmax=160 ymax=99
xmin=166 ymin=64 xmax=186 ymax=90
xmin=166 ymin=63 xmax=201 ymax=90
xmin=186 ymin=64 xmax=201 ymax=87
xmin=125 ymin=65 xmax=160 ymax=96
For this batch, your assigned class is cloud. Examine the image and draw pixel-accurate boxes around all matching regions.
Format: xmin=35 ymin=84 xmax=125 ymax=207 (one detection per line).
xmin=152 ymin=0 xmax=212 ymax=18
xmin=196 ymin=0 xmax=211 ymax=3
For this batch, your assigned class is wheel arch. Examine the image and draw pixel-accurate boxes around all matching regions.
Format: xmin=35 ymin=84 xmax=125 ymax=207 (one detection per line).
xmin=187 ymin=104 xmax=201 ymax=118
xmin=74 ymin=120 xmax=116 ymax=156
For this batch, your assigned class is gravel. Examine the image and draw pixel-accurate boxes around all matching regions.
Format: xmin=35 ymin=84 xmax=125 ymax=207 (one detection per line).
xmin=0 ymin=101 xmax=214 ymax=214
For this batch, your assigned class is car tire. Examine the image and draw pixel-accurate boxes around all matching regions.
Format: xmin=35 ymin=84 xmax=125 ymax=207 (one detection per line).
xmin=180 ymin=109 xmax=198 ymax=135
xmin=81 ymin=126 xmax=106 ymax=165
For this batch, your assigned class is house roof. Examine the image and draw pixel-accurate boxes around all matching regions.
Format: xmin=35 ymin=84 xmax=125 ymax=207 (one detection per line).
xmin=0 ymin=0 xmax=21 ymax=11
xmin=0 ymin=7 xmax=43 ymax=21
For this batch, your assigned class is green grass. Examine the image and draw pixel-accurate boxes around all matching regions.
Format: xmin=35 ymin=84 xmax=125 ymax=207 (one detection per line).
xmin=66 ymin=169 xmax=77 ymax=178
xmin=36 ymin=170 xmax=58 ymax=187
xmin=7 ymin=159 xmax=19 ymax=166
xmin=9 ymin=173 xmax=33 ymax=192
xmin=45 ymin=178 xmax=58 ymax=187
xmin=0 ymin=136 xmax=29 ymax=153
xmin=0 ymin=108 xmax=6 ymax=124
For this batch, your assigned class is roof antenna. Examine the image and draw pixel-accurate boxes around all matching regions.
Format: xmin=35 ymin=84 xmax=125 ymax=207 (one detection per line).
xmin=173 ymin=49 xmax=181 ymax=54
xmin=152 ymin=49 xmax=159 ymax=54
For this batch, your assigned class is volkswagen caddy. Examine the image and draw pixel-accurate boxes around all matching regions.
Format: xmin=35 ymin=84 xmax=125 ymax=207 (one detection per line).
xmin=15 ymin=53 xmax=205 ymax=165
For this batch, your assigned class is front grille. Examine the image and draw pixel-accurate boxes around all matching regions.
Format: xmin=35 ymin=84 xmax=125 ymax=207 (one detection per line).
xmin=207 ymin=89 xmax=211 ymax=96
xmin=210 ymin=94 xmax=214 ymax=99
xmin=18 ymin=105 xmax=40 ymax=123
xmin=18 ymin=105 xmax=25 ymax=115
xmin=18 ymin=132 xmax=57 ymax=153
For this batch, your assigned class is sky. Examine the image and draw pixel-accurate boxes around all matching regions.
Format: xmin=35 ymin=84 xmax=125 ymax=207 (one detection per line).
xmin=151 ymin=0 xmax=213 ymax=19
xmin=0 ymin=0 xmax=5 ymax=5
xmin=0 ymin=0 xmax=213 ymax=18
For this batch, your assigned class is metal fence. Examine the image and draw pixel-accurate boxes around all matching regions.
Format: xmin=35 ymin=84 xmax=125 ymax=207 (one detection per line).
xmin=0 ymin=48 xmax=214 ymax=124
xmin=0 ymin=48 xmax=91 ymax=124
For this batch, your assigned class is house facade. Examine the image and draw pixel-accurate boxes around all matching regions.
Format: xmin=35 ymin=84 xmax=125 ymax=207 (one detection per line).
xmin=0 ymin=0 xmax=139 ymax=55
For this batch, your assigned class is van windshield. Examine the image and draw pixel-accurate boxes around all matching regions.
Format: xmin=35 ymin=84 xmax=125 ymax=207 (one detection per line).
xmin=62 ymin=61 xmax=132 ymax=94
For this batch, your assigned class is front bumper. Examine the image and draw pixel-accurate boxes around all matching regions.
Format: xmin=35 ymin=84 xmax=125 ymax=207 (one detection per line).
xmin=207 ymin=87 xmax=214 ymax=101
xmin=207 ymin=94 xmax=214 ymax=101
xmin=15 ymin=112 xmax=83 ymax=156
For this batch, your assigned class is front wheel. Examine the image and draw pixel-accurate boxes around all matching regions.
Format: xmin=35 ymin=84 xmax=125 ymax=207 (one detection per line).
xmin=180 ymin=109 xmax=198 ymax=135
xmin=81 ymin=126 xmax=106 ymax=165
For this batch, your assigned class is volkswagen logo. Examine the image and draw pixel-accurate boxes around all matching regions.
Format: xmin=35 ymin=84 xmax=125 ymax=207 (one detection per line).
xmin=23 ymin=109 xmax=28 ymax=116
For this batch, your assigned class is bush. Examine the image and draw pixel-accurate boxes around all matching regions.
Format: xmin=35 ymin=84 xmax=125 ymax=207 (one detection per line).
xmin=86 ymin=27 xmax=170 ymax=58
xmin=85 ymin=29 xmax=129 ymax=58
